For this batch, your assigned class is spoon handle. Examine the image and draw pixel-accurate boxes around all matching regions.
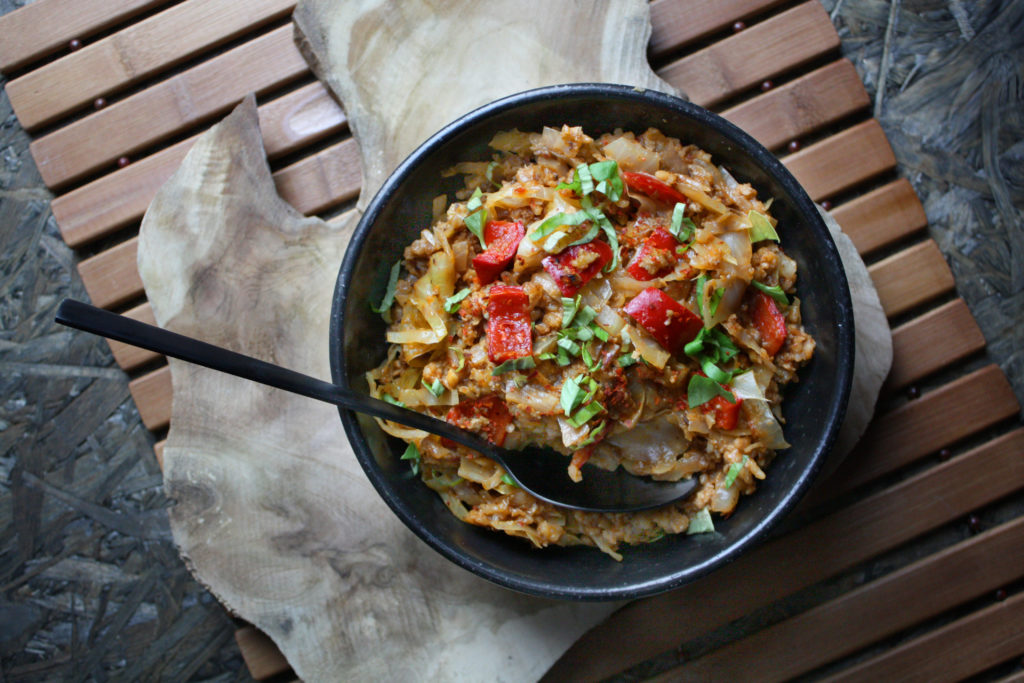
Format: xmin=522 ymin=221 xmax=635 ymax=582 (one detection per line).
xmin=55 ymin=299 xmax=492 ymax=453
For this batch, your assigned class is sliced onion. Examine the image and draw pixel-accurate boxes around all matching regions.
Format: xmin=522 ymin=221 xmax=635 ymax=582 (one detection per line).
xmin=488 ymin=129 xmax=534 ymax=155
xmin=731 ymin=371 xmax=789 ymax=449
xmin=606 ymin=417 xmax=688 ymax=463
xmin=603 ymin=136 xmax=660 ymax=173
xmin=558 ymin=417 xmax=590 ymax=449
xmin=624 ymin=324 xmax=670 ymax=369
xmin=675 ymin=176 xmax=729 ymax=214
xmin=507 ymin=382 xmax=560 ymax=416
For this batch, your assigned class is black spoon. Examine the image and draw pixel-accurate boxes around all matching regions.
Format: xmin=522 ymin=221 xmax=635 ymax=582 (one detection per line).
xmin=55 ymin=299 xmax=697 ymax=512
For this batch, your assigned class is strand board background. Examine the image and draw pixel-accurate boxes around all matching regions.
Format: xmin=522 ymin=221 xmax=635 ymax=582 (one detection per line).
xmin=2 ymin=0 xmax=1021 ymax=680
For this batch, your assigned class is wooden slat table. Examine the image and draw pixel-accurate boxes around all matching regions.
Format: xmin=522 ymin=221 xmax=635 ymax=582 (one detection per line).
xmin=3 ymin=1 xmax=1021 ymax=680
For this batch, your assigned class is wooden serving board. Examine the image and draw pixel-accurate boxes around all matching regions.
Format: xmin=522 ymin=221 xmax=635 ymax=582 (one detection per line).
xmin=3 ymin=1 xmax=1021 ymax=681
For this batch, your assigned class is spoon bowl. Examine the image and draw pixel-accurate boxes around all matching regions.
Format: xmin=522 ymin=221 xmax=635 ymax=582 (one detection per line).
xmin=54 ymin=299 xmax=696 ymax=513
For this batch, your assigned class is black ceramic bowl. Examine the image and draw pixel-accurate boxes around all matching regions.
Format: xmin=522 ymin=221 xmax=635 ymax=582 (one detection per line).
xmin=330 ymin=83 xmax=854 ymax=601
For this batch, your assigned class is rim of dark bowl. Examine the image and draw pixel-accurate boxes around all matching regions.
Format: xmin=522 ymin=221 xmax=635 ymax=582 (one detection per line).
xmin=330 ymin=83 xmax=854 ymax=601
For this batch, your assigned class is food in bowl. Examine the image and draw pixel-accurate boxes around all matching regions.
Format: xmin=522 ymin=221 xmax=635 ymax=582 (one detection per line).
xmin=365 ymin=125 xmax=815 ymax=559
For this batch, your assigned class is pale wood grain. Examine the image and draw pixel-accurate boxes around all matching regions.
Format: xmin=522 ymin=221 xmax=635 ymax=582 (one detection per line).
xmin=648 ymin=0 xmax=789 ymax=59
xmin=658 ymin=516 xmax=1024 ymax=682
xmin=658 ymin=1 xmax=840 ymax=108
xmin=722 ymin=59 xmax=870 ymax=151
xmin=128 ymin=365 xmax=171 ymax=431
xmin=784 ymin=119 xmax=897 ymax=201
xmin=31 ymin=25 xmax=309 ymax=188
xmin=108 ymin=303 xmax=160 ymax=370
xmin=886 ymin=298 xmax=986 ymax=389
xmin=823 ymin=592 xmax=1024 ymax=683
xmin=5 ymin=0 xmax=296 ymax=130
xmin=0 ymin=0 xmax=171 ymax=73
xmin=235 ymin=627 xmax=292 ymax=681
xmin=868 ymin=240 xmax=956 ymax=317
xmin=545 ymin=427 xmax=1024 ymax=681
xmin=52 ymin=82 xmax=346 ymax=247
xmin=832 ymin=178 xmax=929 ymax=254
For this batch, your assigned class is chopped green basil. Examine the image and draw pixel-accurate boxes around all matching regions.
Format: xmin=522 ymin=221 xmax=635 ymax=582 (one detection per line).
xmin=529 ymin=210 xmax=591 ymax=241
xmin=382 ymin=394 xmax=405 ymax=408
xmin=485 ymin=161 xmax=499 ymax=188
xmin=686 ymin=507 xmax=715 ymax=535
xmin=401 ymin=442 xmax=421 ymax=476
xmin=561 ymin=296 xmax=580 ymax=328
xmin=723 ymin=455 xmax=750 ymax=488
xmin=751 ymin=280 xmax=790 ymax=306
xmin=560 ymin=376 xmax=585 ymax=416
xmin=568 ymin=400 xmax=604 ymax=428
xmin=501 ymin=473 xmax=518 ymax=487
xmin=452 ymin=348 xmax=466 ymax=372
xmin=589 ymin=160 xmax=624 ymax=201
xmin=592 ymin=325 xmax=610 ymax=342
xmin=670 ymin=203 xmax=697 ymax=243
xmin=618 ymin=353 xmax=638 ymax=368
xmin=422 ymin=377 xmax=444 ymax=397
xmin=700 ymin=358 xmax=732 ymax=385
xmin=492 ymin=356 xmax=536 ymax=375
xmin=444 ymin=287 xmax=472 ymax=313
xmin=370 ymin=260 xmax=402 ymax=322
xmin=748 ymin=210 xmax=780 ymax=242
xmin=694 ymin=274 xmax=707 ymax=319
xmin=709 ymin=286 xmax=725 ymax=317
xmin=578 ymin=420 xmax=606 ymax=446
xmin=687 ymin=373 xmax=737 ymax=408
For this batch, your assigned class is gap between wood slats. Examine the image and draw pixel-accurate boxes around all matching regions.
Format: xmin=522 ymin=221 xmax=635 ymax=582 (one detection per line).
xmin=543 ymin=427 xmax=1024 ymax=682
xmin=823 ymin=591 xmax=1024 ymax=683
xmin=816 ymin=364 xmax=1018 ymax=500
xmin=647 ymin=0 xmax=790 ymax=61
xmin=5 ymin=0 xmax=297 ymax=131
xmin=0 ymin=0 xmax=173 ymax=73
xmin=657 ymin=1 xmax=839 ymax=109
xmin=31 ymin=23 xmax=309 ymax=188
xmin=52 ymin=80 xmax=348 ymax=248
xmin=656 ymin=516 xmax=1024 ymax=682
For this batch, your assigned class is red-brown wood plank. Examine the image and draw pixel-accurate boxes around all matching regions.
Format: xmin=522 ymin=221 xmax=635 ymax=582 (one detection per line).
xmin=886 ymin=298 xmax=986 ymax=390
xmin=867 ymin=240 xmax=956 ymax=317
xmin=659 ymin=517 xmax=1024 ymax=682
xmin=544 ymin=427 xmax=1024 ymax=682
xmin=31 ymin=24 xmax=308 ymax=188
xmin=784 ymin=119 xmax=897 ymax=201
xmin=0 ymin=0 xmax=173 ymax=73
xmin=648 ymin=0 xmax=789 ymax=60
xmin=129 ymin=365 xmax=171 ymax=431
xmin=51 ymin=81 xmax=347 ymax=248
xmin=721 ymin=59 xmax=869 ymax=151
xmin=658 ymin=1 xmax=840 ymax=108
xmin=831 ymin=178 xmax=929 ymax=254
xmin=108 ymin=303 xmax=160 ymax=370
xmin=824 ymin=592 xmax=1024 ymax=683
xmin=5 ymin=0 xmax=296 ymax=130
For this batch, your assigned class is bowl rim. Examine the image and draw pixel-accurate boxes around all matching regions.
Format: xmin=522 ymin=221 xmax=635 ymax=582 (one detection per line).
xmin=330 ymin=82 xmax=854 ymax=600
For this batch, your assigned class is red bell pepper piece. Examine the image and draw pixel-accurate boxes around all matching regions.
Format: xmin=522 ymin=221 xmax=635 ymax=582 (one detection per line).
xmin=541 ymin=240 xmax=613 ymax=297
xmin=622 ymin=171 xmax=687 ymax=205
xmin=702 ymin=394 xmax=743 ymax=430
xmin=623 ymin=287 xmax=703 ymax=354
xmin=445 ymin=395 xmax=513 ymax=447
xmin=472 ymin=220 xmax=525 ymax=285
xmin=486 ymin=285 xmax=532 ymax=363
xmin=751 ymin=290 xmax=787 ymax=356
xmin=625 ymin=228 xmax=678 ymax=280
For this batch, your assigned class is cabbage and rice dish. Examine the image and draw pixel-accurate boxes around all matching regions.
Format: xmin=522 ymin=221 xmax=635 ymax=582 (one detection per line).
xmin=366 ymin=125 xmax=815 ymax=560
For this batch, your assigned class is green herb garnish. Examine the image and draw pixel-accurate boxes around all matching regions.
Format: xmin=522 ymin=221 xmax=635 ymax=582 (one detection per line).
xmin=578 ymin=420 xmax=606 ymax=446
xmin=618 ymin=353 xmax=638 ymax=367
xmin=401 ymin=442 xmax=421 ymax=475
xmin=751 ymin=280 xmax=790 ymax=306
xmin=708 ymin=286 xmax=725 ymax=317
xmin=422 ymin=377 xmax=444 ymax=397
xmin=492 ymin=356 xmax=536 ymax=375
xmin=568 ymin=400 xmax=604 ymax=428
xmin=723 ymin=455 xmax=750 ymax=488
xmin=669 ymin=203 xmax=697 ymax=243
xmin=687 ymin=373 xmax=737 ymax=408
xmin=465 ymin=188 xmax=488 ymax=247
xmin=686 ymin=508 xmax=715 ymax=535
xmin=560 ymin=376 xmax=586 ymax=416
xmin=748 ymin=210 xmax=780 ymax=243
xmin=370 ymin=260 xmax=402 ymax=322
xmin=561 ymin=296 xmax=580 ymax=328
xmin=501 ymin=473 xmax=518 ymax=487
xmin=382 ymin=394 xmax=405 ymax=408
xmin=444 ymin=287 xmax=471 ymax=313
